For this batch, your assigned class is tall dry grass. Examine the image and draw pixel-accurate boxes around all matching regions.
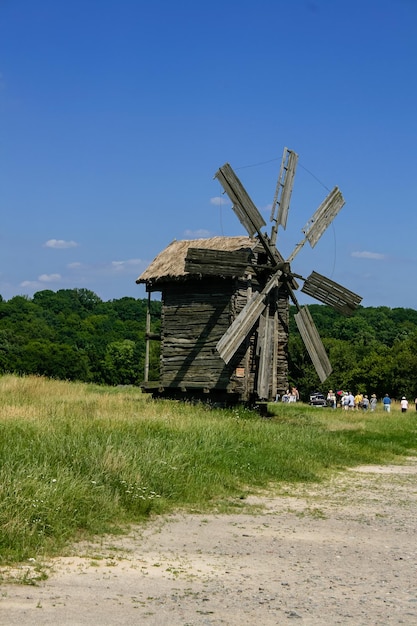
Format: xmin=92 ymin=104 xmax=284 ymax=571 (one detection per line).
xmin=1 ymin=374 xmax=416 ymax=565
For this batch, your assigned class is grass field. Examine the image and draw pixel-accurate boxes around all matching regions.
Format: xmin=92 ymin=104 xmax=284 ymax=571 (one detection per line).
xmin=1 ymin=374 xmax=416 ymax=565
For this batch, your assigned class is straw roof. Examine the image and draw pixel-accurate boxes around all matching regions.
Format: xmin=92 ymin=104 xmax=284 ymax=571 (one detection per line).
xmin=136 ymin=236 xmax=257 ymax=285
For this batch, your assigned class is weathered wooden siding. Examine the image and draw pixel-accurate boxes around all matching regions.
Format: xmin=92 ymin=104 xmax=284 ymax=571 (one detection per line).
xmin=158 ymin=274 xmax=289 ymax=402
xmin=160 ymin=278 xmax=238 ymax=390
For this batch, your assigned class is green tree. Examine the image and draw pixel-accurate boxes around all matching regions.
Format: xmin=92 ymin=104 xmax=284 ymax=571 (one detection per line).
xmin=102 ymin=340 xmax=140 ymax=385
xmin=19 ymin=340 xmax=90 ymax=381
xmin=390 ymin=331 xmax=417 ymax=398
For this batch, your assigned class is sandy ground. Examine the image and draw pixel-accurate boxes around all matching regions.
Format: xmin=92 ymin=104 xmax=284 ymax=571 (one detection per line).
xmin=1 ymin=459 xmax=417 ymax=626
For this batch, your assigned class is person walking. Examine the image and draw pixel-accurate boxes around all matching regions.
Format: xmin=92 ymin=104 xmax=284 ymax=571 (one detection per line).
xmin=370 ymin=394 xmax=377 ymax=412
xmin=327 ymin=390 xmax=336 ymax=409
xmin=415 ymin=397 xmax=417 ymax=412
xmin=400 ymin=397 xmax=408 ymax=413
xmin=383 ymin=394 xmax=391 ymax=412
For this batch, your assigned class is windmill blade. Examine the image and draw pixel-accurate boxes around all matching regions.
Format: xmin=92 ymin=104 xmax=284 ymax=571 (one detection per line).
xmin=214 ymin=163 xmax=266 ymax=237
xmin=303 ymin=186 xmax=345 ymax=247
xmin=270 ymin=148 xmax=298 ymax=245
xmin=301 ymin=271 xmax=362 ymax=316
xmin=217 ymin=271 xmax=281 ymax=364
xmin=294 ymin=306 xmax=332 ymax=383
xmin=215 ymin=162 xmax=284 ymax=268
xmin=255 ymin=308 xmax=275 ymax=400
xmin=216 ymin=293 xmax=268 ymax=364
xmin=255 ymin=294 xmax=280 ymax=400
xmin=287 ymin=186 xmax=345 ymax=263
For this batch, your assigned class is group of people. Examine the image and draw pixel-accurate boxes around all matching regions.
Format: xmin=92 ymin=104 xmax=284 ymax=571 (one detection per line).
xmin=326 ymin=390 xmax=375 ymax=411
xmin=327 ymin=391 xmax=417 ymax=412
xmin=339 ymin=392 xmax=375 ymax=411
xmin=278 ymin=387 xmax=417 ymax=411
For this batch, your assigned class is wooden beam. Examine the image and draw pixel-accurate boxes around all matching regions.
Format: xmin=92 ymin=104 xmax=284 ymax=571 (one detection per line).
xmin=184 ymin=248 xmax=253 ymax=276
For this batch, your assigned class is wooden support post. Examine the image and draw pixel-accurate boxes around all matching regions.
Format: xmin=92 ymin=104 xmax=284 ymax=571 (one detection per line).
xmin=144 ymin=291 xmax=151 ymax=383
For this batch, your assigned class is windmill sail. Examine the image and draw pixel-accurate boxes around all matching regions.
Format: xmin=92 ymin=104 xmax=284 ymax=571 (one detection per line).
xmin=256 ymin=309 xmax=275 ymax=400
xmin=287 ymin=186 xmax=345 ymax=263
xmin=294 ymin=306 xmax=332 ymax=382
xmin=216 ymin=272 xmax=281 ymax=364
xmin=302 ymin=186 xmax=345 ymax=248
xmin=214 ymin=163 xmax=266 ymax=237
xmin=270 ymin=148 xmax=298 ymax=244
xmin=301 ymin=271 xmax=362 ymax=316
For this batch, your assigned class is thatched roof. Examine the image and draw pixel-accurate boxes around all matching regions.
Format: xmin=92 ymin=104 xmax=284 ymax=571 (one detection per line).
xmin=136 ymin=236 xmax=258 ymax=285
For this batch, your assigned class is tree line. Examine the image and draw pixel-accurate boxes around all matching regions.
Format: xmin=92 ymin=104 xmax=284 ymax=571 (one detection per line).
xmin=0 ymin=289 xmax=160 ymax=385
xmin=0 ymin=288 xmax=416 ymax=401
xmin=289 ymin=304 xmax=417 ymax=401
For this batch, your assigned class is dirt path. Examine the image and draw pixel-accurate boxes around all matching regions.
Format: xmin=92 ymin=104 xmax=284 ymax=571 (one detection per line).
xmin=2 ymin=459 xmax=417 ymax=625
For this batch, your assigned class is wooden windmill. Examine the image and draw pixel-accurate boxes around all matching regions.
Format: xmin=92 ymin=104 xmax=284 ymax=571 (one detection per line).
xmin=137 ymin=148 xmax=362 ymax=404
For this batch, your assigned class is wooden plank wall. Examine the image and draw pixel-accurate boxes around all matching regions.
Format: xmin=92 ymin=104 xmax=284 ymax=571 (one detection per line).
xmin=159 ymin=276 xmax=289 ymax=402
xmin=160 ymin=279 xmax=240 ymax=391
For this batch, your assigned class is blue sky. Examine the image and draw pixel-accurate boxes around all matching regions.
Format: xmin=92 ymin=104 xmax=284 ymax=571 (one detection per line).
xmin=1 ymin=0 xmax=416 ymax=309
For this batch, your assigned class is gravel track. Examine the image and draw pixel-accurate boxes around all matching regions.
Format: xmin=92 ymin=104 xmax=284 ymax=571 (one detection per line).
xmin=2 ymin=459 xmax=417 ymax=625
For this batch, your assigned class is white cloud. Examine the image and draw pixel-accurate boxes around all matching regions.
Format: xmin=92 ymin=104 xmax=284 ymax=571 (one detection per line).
xmin=67 ymin=259 xmax=146 ymax=276
xmin=38 ymin=273 xmax=62 ymax=282
xmin=19 ymin=260 xmax=147 ymax=296
xmin=210 ymin=196 xmax=229 ymax=206
xmin=20 ymin=275 xmax=61 ymax=289
xmin=20 ymin=280 xmax=42 ymax=288
xmin=351 ymin=251 xmax=386 ymax=260
xmin=15 ymin=256 xmax=149 ymax=302
xmin=183 ymin=229 xmax=212 ymax=239
xmin=44 ymin=239 xmax=79 ymax=249
xmin=111 ymin=259 xmax=144 ymax=272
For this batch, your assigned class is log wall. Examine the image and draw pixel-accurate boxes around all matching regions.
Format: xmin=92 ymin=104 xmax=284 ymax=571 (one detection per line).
xmin=159 ymin=275 xmax=289 ymax=402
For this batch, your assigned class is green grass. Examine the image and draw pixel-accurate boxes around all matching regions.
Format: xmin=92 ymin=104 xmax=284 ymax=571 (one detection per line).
xmin=1 ymin=374 xmax=416 ymax=564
